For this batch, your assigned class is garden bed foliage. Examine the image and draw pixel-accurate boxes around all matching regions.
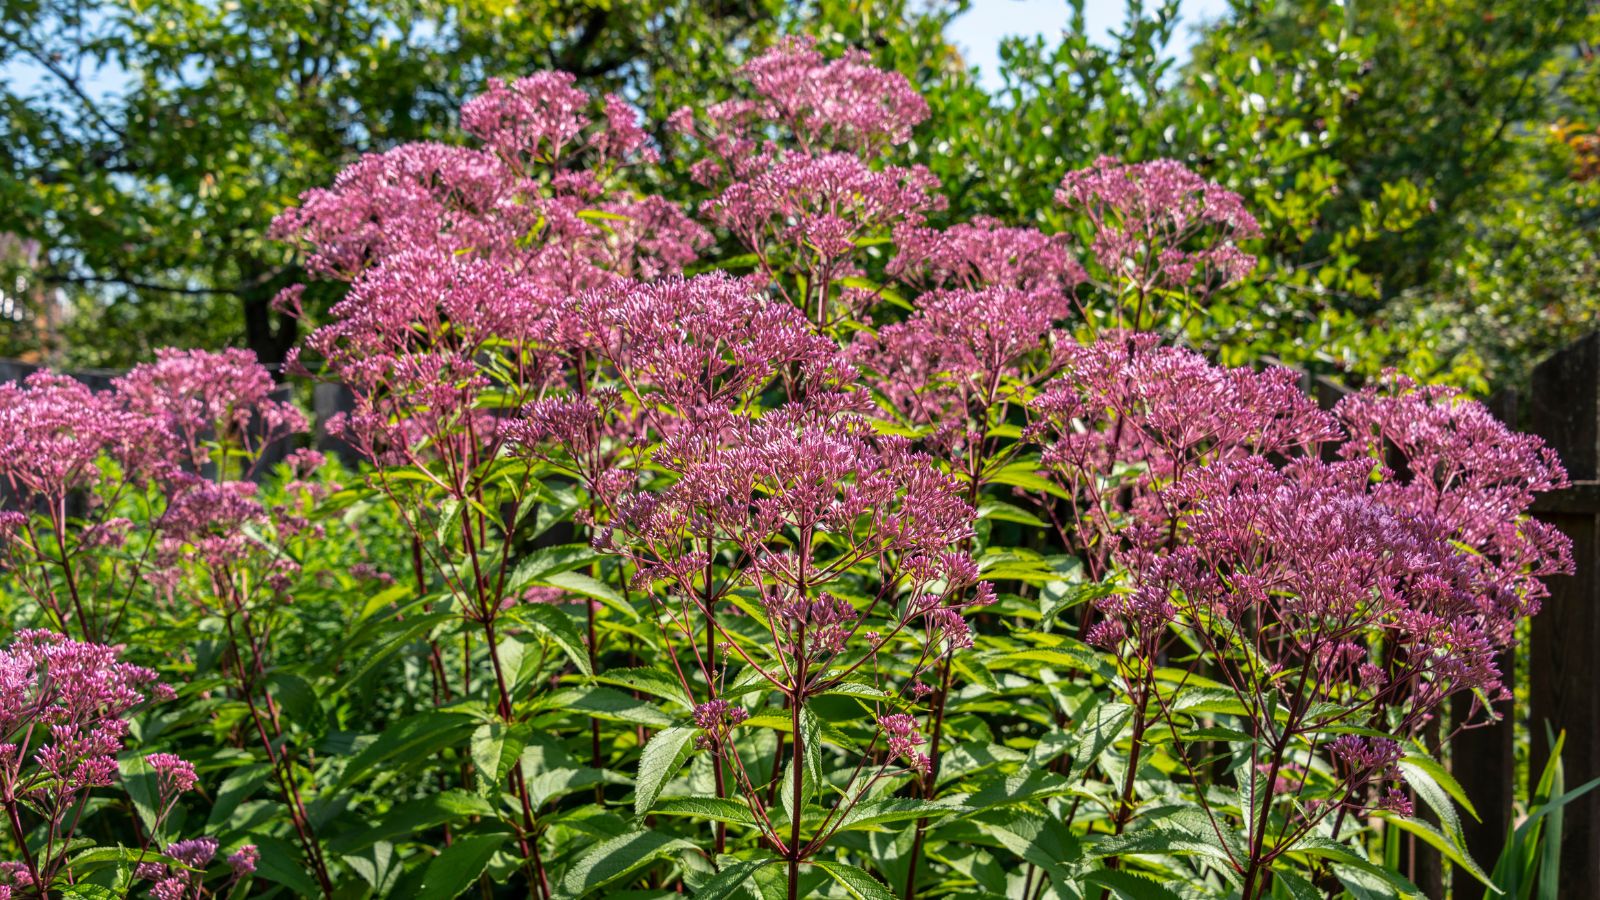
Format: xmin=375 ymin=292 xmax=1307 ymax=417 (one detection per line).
xmin=0 ymin=38 xmax=1572 ymax=900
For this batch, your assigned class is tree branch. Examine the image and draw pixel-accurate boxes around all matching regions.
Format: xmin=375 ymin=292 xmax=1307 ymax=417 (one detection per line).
xmin=43 ymin=273 xmax=241 ymax=297
xmin=0 ymin=35 xmax=128 ymax=143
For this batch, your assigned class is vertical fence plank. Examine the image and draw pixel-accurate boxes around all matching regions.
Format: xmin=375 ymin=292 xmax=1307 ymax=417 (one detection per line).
xmin=1452 ymin=391 xmax=1521 ymax=898
xmin=1528 ymin=332 xmax=1600 ymax=900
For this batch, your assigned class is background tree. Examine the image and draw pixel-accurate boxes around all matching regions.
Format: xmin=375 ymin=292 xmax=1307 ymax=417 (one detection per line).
xmin=903 ymin=0 xmax=1598 ymax=391
xmin=0 ymin=0 xmax=965 ymax=367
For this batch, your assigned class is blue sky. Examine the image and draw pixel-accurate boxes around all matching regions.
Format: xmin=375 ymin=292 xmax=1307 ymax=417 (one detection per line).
xmin=950 ymin=0 xmax=1232 ymax=88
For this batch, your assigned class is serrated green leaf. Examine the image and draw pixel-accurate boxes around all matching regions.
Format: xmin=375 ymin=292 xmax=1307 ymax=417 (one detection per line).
xmin=818 ymin=681 xmax=889 ymax=701
xmin=1068 ymin=702 xmax=1133 ymax=783
xmin=1379 ymin=812 xmax=1495 ymax=890
xmin=1083 ymin=869 xmax=1186 ymax=900
xmin=518 ymin=603 xmax=593 ymax=676
xmin=635 ymin=725 xmax=697 ymax=816
xmin=595 ymin=667 xmax=694 ymax=710
xmin=417 ymin=833 xmax=510 ymax=900
xmin=694 ymin=857 xmax=777 ymax=899
xmin=329 ymin=791 xmax=495 ymax=854
xmin=556 ymin=830 xmax=694 ymax=898
xmin=471 ymin=722 xmax=529 ymax=796
xmin=837 ymin=797 xmax=966 ymax=832
xmin=506 ymin=544 xmax=600 ymax=591
xmin=545 ymin=686 xmax=673 ymax=727
xmin=811 ymin=860 xmax=896 ymax=900
xmin=1400 ymin=754 xmax=1478 ymax=822
xmin=799 ymin=707 xmax=824 ymax=801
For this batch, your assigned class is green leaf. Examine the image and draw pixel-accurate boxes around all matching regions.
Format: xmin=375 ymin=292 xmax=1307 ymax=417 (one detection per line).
xmin=556 ymin=829 xmax=694 ymax=898
xmin=987 ymin=463 xmax=1071 ymax=500
xmin=964 ymin=769 xmax=1078 ymax=812
xmin=818 ymin=681 xmax=890 ymax=701
xmin=977 ymin=500 xmax=1046 ymax=527
xmin=253 ymin=834 xmax=322 ymax=898
xmin=1083 ymin=869 xmax=1186 ymax=900
xmin=417 ymin=833 xmax=510 ymax=900
xmin=517 ymin=604 xmax=594 ymax=676
xmin=118 ymin=754 xmax=160 ymax=836
xmin=68 ymin=846 xmax=185 ymax=876
xmin=58 ymin=886 xmax=120 ymax=900
xmin=266 ymin=671 xmax=322 ymax=725
xmin=992 ymin=646 xmax=1116 ymax=682
xmin=471 ymin=722 xmax=529 ymax=796
xmin=595 ymin=667 xmax=694 ymax=709
xmin=798 ymin=707 xmax=824 ymax=800
xmin=523 ymin=766 xmax=630 ymax=809
xmin=336 ymin=710 xmax=477 ymax=790
xmin=811 ymin=860 xmax=896 ymax=900
xmin=1379 ymin=813 xmax=1495 ymax=890
xmin=535 ymin=571 xmax=638 ymax=620
xmin=1401 ymin=753 xmax=1479 ymax=822
xmin=1091 ymin=825 xmax=1238 ymax=866
xmin=635 ymin=725 xmax=697 ymax=816
xmin=506 ymin=544 xmax=599 ymax=591
xmin=1396 ymin=755 xmax=1478 ymax=882
xmin=694 ymin=858 xmax=777 ymax=899
xmin=651 ymin=796 xmax=758 ymax=826
xmin=340 ymin=608 xmax=455 ymax=688
xmin=1272 ymin=870 xmax=1322 ymax=900
xmin=204 ymin=762 xmax=274 ymax=831
xmin=577 ymin=208 xmax=634 ymax=223
xmin=544 ymin=686 xmax=674 ymax=727
xmin=837 ymin=798 xmax=965 ymax=832
xmin=1070 ymin=701 xmax=1132 ymax=783
xmin=329 ymin=791 xmax=495 ymax=854
xmin=1297 ymin=837 xmax=1422 ymax=897
xmin=975 ymin=810 xmax=1082 ymax=876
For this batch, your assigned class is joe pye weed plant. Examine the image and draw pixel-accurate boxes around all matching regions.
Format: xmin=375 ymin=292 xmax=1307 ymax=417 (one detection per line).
xmin=0 ymin=34 xmax=1577 ymax=900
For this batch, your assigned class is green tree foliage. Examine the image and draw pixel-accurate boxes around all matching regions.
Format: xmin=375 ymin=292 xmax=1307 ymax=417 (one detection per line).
xmin=907 ymin=0 xmax=1598 ymax=390
xmin=0 ymin=0 xmax=963 ymax=367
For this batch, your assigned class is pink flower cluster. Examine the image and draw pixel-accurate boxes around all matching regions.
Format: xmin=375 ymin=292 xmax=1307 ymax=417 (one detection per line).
xmin=674 ymin=39 xmax=944 ymax=330
xmin=137 ymin=836 xmax=258 ymax=899
xmin=1030 ymin=334 xmax=1337 ymax=572
xmin=0 ymin=632 xmax=179 ymax=890
xmin=1056 ymin=156 xmax=1260 ymax=325
xmin=1336 ymin=375 xmax=1572 ymax=642
xmin=1029 ymin=339 xmax=1570 ymax=832
xmin=0 ymin=372 xmax=151 ymax=499
xmin=588 ymin=272 xmax=850 ymax=421
xmin=116 ymin=348 xmax=305 ymax=475
xmin=878 ymin=713 xmax=930 ymax=774
xmin=856 ymin=285 xmax=1073 ymax=455
xmin=272 ymin=72 xmax=707 ymax=288
xmin=0 ymin=349 xmax=312 ymax=643
xmin=691 ymin=698 xmax=750 ymax=750
xmin=738 ymin=36 xmax=928 ymax=153
xmin=889 ymin=216 xmax=1085 ymax=294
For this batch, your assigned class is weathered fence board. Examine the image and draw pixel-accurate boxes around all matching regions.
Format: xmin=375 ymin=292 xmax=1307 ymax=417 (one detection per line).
xmin=1528 ymin=332 xmax=1600 ymax=899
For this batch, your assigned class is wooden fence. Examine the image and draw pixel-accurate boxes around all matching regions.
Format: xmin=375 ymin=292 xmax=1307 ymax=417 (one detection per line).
xmin=5 ymin=333 xmax=1600 ymax=897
